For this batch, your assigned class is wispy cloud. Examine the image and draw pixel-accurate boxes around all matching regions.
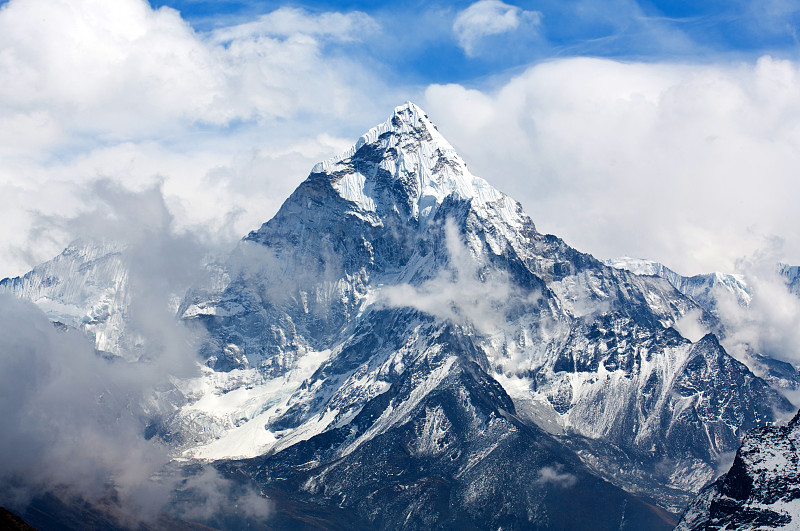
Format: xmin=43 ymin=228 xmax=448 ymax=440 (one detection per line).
xmin=535 ymin=465 xmax=578 ymax=488
xmin=673 ymin=309 xmax=708 ymax=343
xmin=453 ymin=0 xmax=542 ymax=56
xmin=210 ymin=6 xmax=380 ymax=44
xmin=378 ymin=218 xmax=539 ymax=334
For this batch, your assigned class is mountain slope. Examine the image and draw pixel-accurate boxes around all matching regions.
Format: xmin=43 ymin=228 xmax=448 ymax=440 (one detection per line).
xmin=604 ymin=257 xmax=752 ymax=313
xmin=605 ymin=256 xmax=800 ymax=392
xmin=676 ymin=409 xmax=800 ymax=530
xmin=0 ymin=240 xmax=134 ymax=355
xmin=226 ymin=319 xmax=677 ymax=530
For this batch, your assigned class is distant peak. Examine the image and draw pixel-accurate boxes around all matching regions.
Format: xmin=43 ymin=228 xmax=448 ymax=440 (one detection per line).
xmin=393 ymin=100 xmax=426 ymax=117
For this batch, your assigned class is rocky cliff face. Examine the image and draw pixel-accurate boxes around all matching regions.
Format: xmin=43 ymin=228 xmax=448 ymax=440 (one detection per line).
xmin=677 ymin=409 xmax=800 ymax=530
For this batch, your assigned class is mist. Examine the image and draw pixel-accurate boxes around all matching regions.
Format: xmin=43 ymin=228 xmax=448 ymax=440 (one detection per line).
xmin=379 ymin=218 xmax=542 ymax=335
xmin=717 ymin=244 xmax=800 ymax=369
xmin=0 ymin=181 xmax=272 ymax=525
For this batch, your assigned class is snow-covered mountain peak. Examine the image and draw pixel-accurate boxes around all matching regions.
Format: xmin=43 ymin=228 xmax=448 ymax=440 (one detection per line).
xmin=310 ymin=102 xmax=515 ymax=226
xmin=0 ymin=238 xmax=131 ymax=355
xmin=312 ymin=102 xmax=446 ymax=174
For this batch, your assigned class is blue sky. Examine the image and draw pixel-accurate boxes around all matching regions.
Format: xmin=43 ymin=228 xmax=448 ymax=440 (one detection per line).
xmin=1 ymin=0 xmax=800 ymax=278
xmin=147 ymin=0 xmax=800 ymax=84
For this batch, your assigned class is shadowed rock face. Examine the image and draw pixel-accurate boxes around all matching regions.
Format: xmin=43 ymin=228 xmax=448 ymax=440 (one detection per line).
xmin=677 ymin=409 xmax=800 ymax=530
xmin=0 ymin=507 xmax=37 ymax=531
xmin=225 ymin=330 xmax=678 ymax=530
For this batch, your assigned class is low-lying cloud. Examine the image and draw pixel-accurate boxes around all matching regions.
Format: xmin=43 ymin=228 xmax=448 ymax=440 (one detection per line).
xmin=379 ymin=219 xmax=538 ymax=334
xmin=534 ymin=465 xmax=578 ymax=489
xmin=0 ymin=181 xmax=272 ymax=525
xmin=673 ymin=308 xmax=708 ymax=343
xmin=716 ymin=243 xmax=800 ymax=368
xmin=0 ymin=294 xmax=171 ymax=521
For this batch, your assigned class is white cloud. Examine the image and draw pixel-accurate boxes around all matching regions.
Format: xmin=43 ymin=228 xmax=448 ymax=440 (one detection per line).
xmin=673 ymin=309 xmax=708 ymax=343
xmin=715 ymin=241 xmax=800 ymax=367
xmin=453 ymin=0 xmax=542 ymax=56
xmin=0 ymin=0 xmax=383 ymax=132
xmin=424 ymin=56 xmax=800 ymax=275
xmin=0 ymin=0 xmax=397 ymax=277
xmin=378 ymin=219 xmax=539 ymax=334
xmin=535 ymin=465 xmax=577 ymax=488
xmin=210 ymin=6 xmax=379 ymax=43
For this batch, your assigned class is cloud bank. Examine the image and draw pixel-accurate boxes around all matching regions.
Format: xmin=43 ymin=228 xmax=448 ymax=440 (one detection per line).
xmin=0 ymin=181 xmax=275 ymax=524
xmin=424 ymin=56 xmax=800 ymax=275
xmin=0 ymin=296 xmax=170 ymax=515
xmin=0 ymin=0 xmax=398 ymax=278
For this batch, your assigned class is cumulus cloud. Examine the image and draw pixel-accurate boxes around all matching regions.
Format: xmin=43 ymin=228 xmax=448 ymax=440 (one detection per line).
xmin=0 ymin=0 xmax=382 ymax=132
xmin=0 ymin=0 xmax=397 ymax=278
xmin=453 ymin=0 xmax=542 ymax=56
xmin=424 ymin=56 xmax=800 ymax=275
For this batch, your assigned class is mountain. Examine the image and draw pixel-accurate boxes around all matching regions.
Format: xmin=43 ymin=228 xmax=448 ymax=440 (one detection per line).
xmin=603 ymin=257 xmax=751 ymax=314
xmin=0 ymin=239 xmax=135 ymax=356
xmin=780 ymin=263 xmax=800 ymax=297
xmin=605 ymin=257 xmax=800 ymax=392
xmin=174 ymin=102 xmax=791 ymax=518
xmin=3 ymin=102 xmax=796 ymax=528
xmin=676 ymin=409 xmax=800 ymax=530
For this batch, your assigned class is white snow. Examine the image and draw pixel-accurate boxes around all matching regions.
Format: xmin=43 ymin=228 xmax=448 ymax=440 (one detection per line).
xmin=180 ymin=349 xmax=333 ymax=460
xmin=319 ymin=102 xmax=520 ymax=230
